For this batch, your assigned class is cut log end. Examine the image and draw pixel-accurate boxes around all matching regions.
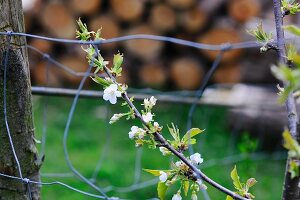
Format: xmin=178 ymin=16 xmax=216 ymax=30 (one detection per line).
xmin=124 ymin=25 xmax=164 ymax=61
xmin=179 ymin=7 xmax=207 ymax=33
xmin=198 ymin=28 xmax=242 ymax=62
xmin=111 ymin=0 xmax=144 ymax=22
xmin=139 ymin=63 xmax=167 ymax=88
xmin=170 ymin=57 xmax=204 ymax=90
xmin=41 ymin=2 xmax=76 ymax=39
xmin=149 ymin=4 xmax=176 ymax=33
xmin=213 ymin=63 xmax=241 ymax=84
xmin=69 ymin=0 xmax=102 ymax=15
xmin=228 ymin=0 xmax=261 ymax=23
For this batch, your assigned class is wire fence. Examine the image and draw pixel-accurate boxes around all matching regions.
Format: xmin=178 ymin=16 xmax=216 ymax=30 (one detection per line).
xmin=0 ymin=30 xmax=287 ymax=200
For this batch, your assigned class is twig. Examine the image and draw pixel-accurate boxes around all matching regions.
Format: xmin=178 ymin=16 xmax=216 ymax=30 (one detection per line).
xmin=272 ymin=0 xmax=300 ymax=199
xmin=93 ymin=45 xmax=249 ymax=200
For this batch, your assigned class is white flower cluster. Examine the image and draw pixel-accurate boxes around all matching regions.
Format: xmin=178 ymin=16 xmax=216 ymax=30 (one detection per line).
xmin=190 ymin=153 xmax=204 ymax=165
xmin=128 ymin=126 xmax=146 ymax=139
xmin=143 ymin=96 xmax=157 ymax=110
xmin=109 ymin=113 xmax=124 ymax=124
xmin=142 ymin=112 xmax=153 ymax=123
xmin=103 ymin=84 xmax=121 ymax=104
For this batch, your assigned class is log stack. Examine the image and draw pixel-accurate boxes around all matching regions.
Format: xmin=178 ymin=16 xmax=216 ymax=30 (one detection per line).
xmin=23 ymin=0 xmax=277 ymax=90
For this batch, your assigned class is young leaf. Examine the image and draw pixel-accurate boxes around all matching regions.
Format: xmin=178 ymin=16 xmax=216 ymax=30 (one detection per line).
xmin=183 ymin=180 xmax=189 ymax=196
xmin=283 ymin=129 xmax=300 ymax=158
xmin=143 ymin=169 xmax=172 ymax=176
xmin=226 ymin=195 xmax=234 ymax=200
xmin=284 ymin=25 xmax=300 ymax=36
xmin=91 ymin=76 xmax=110 ymax=87
xmin=168 ymin=123 xmax=180 ymax=141
xmin=157 ymin=181 xmax=168 ymax=200
xmin=230 ymin=166 xmax=243 ymax=191
xmin=182 ymin=128 xmax=204 ymax=143
xmin=288 ymin=160 xmax=300 ymax=179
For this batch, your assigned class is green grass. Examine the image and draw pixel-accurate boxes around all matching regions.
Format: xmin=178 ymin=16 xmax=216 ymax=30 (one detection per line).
xmin=32 ymin=96 xmax=286 ymax=200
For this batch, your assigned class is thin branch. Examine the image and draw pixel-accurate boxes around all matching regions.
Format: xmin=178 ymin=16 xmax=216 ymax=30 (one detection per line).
xmin=92 ymin=45 xmax=249 ymax=200
xmin=272 ymin=0 xmax=300 ymax=199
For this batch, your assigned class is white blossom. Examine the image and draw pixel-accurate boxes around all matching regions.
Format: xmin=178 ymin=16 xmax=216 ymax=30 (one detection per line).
xmin=159 ymin=147 xmax=169 ymax=156
xmin=172 ymin=193 xmax=182 ymax=200
xmin=128 ymin=126 xmax=139 ymax=139
xmin=138 ymin=129 xmax=146 ymax=139
xmin=149 ymin=96 xmax=157 ymax=106
xmin=190 ymin=153 xmax=203 ymax=165
xmin=191 ymin=193 xmax=198 ymax=200
xmin=143 ymin=96 xmax=157 ymax=109
xmin=109 ymin=113 xmax=123 ymax=124
xmin=159 ymin=171 xmax=168 ymax=183
xmin=175 ymin=161 xmax=184 ymax=168
xmin=103 ymin=84 xmax=121 ymax=104
xmin=142 ymin=112 xmax=153 ymax=123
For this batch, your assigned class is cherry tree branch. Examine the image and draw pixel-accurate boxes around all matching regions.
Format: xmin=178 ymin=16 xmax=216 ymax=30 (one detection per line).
xmin=272 ymin=1 xmax=300 ymax=199
xmin=92 ymin=45 xmax=250 ymax=200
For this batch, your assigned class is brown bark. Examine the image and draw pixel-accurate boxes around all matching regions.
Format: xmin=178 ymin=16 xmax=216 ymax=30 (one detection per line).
xmin=170 ymin=57 xmax=204 ymax=90
xmin=0 ymin=0 xmax=41 ymax=199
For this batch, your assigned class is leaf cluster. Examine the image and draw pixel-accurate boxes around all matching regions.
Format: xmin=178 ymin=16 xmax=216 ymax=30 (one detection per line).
xmin=226 ymin=166 xmax=257 ymax=200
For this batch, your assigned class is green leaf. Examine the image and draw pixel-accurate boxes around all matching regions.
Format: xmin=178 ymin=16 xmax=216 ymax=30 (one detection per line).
xmin=90 ymin=76 xmax=110 ymax=87
xmin=143 ymin=169 xmax=172 ymax=176
xmin=226 ymin=195 xmax=234 ymax=200
xmin=167 ymin=123 xmax=180 ymax=141
xmin=111 ymin=53 xmax=123 ymax=77
xmin=182 ymin=128 xmax=204 ymax=143
xmin=157 ymin=181 xmax=168 ymax=200
xmin=284 ymin=25 xmax=300 ymax=36
xmin=289 ymin=160 xmax=300 ymax=179
xmin=283 ymin=129 xmax=300 ymax=158
xmin=230 ymin=166 xmax=243 ymax=191
xmin=183 ymin=181 xmax=189 ymax=196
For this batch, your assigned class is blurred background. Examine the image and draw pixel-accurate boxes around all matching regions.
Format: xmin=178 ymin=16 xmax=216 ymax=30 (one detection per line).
xmin=21 ymin=0 xmax=293 ymax=199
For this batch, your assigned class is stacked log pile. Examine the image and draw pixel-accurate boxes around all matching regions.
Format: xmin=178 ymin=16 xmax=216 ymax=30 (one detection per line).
xmin=23 ymin=0 xmax=279 ymax=90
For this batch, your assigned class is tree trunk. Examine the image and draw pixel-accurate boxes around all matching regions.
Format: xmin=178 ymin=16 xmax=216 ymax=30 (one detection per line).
xmin=0 ymin=0 xmax=41 ymax=199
